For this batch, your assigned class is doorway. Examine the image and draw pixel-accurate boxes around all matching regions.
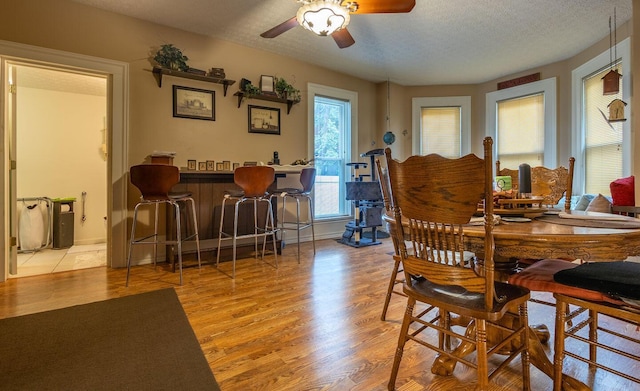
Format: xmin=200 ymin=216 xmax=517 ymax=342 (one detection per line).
xmin=0 ymin=40 xmax=130 ymax=282
xmin=11 ymin=64 xmax=108 ymax=278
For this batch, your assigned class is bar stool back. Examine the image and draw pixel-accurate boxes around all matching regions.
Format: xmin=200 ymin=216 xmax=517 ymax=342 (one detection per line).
xmin=271 ymin=167 xmax=316 ymax=262
xmin=216 ymin=166 xmax=278 ymax=278
xmin=126 ymin=164 xmax=201 ymax=286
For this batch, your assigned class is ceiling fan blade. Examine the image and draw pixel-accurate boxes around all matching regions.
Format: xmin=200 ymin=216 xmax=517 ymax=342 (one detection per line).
xmin=260 ymin=16 xmax=299 ymax=38
xmin=349 ymin=0 xmax=415 ymax=14
xmin=332 ymin=28 xmax=355 ymax=49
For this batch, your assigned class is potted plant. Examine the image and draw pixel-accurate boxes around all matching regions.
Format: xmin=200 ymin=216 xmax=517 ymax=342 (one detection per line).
xmin=275 ymin=77 xmax=301 ymax=102
xmin=241 ymin=82 xmax=262 ymax=98
xmin=153 ymin=44 xmax=189 ymax=71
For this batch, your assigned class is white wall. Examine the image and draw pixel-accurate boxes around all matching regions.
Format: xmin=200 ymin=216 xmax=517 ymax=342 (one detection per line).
xmin=16 ymin=84 xmax=107 ymax=245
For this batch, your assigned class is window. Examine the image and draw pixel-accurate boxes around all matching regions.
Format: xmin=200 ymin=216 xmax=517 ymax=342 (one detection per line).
xmin=583 ymin=66 xmax=623 ymax=194
xmin=486 ymin=78 xmax=557 ymax=170
xmin=412 ymin=96 xmax=471 ymax=157
xmin=307 ymin=84 xmax=357 ymax=219
xmin=496 ymin=93 xmax=544 ymax=168
xmin=572 ymin=38 xmax=631 ymax=195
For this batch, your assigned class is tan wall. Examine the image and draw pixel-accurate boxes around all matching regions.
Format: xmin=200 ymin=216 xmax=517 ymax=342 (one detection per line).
xmin=394 ymin=21 xmax=634 ymax=170
xmin=2 ymin=0 xmax=637 ymax=197
xmin=2 ymin=0 xmax=379 ymax=170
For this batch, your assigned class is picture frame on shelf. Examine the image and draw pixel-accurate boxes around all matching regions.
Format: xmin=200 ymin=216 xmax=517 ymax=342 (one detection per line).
xmin=173 ymin=85 xmax=215 ymax=121
xmin=223 ymin=161 xmax=231 ymax=171
xmin=260 ymin=75 xmax=275 ymax=95
xmin=216 ymin=162 xmax=224 ymax=171
xmin=248 ymin=105 xmax=280 ymax=135
xmin=233 ymin=163 xmax=240 ymax=170
xmin=187 ymin=160 xmax=196 ymax=170
xmin=198 ymin=161 xmax=207 ymax=171
xmin=206 ymin=160 xmax=215 ymax=171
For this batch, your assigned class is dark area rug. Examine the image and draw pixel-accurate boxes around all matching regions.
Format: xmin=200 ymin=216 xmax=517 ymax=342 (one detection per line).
xmin=0 ymin=288 xmax=220 ymax=391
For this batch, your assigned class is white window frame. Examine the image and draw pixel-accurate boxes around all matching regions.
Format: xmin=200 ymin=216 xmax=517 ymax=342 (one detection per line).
xmin=571 ymin=37 xmax=631 ymax=195
xmin=412 ymin=96 xmax=471 ymax=156
xmin=306 ymin=83 xmax=358 ymax=221
xmin=485 ymin=78 xmax=557 ymax=169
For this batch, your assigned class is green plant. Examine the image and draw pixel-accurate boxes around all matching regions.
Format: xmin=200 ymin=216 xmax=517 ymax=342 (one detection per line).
xmin=274 ymin=77 xmax=301 ymax=102
xmin=153 ymin=44 xmax=189 ymax=71
xmin=242 ymin=82 xmax=262 ymax=98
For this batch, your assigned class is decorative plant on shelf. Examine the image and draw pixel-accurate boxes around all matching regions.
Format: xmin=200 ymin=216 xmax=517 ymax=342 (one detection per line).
xmin=153 ymin=44 xmax=189 ymax=71
xmin=241 ymin=82 xmax=262 ymax=99
xmin=275 ymin=77 xmax=301 ymax=102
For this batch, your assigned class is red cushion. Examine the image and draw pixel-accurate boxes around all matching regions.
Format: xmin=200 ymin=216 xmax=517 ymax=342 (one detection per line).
xmin=610 ymin=175 xmax=635 ymax=206
xmin=508 ymin=259 xmax=617 ymax=303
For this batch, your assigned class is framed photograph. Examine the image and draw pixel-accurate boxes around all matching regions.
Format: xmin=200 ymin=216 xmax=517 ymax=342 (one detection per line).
xmin=187 ymin=160 xmax=196 ymax=170
xmin=206 ymin=160 xmax=215 ymax=171
xmin=248 ymin=105 xmax=280 ymax=135
xmin=243 ymin=161 xmax=257 ymax=166
xmin=233 ymin=163 xmax=240 ymax=170
xmin=216 ymin=162 xmax=224 ymax=171
xmin=260 ymin=75 xmax=275 ymax=95
xmin=173 ymin=85 xmax=215 ymax=121
xmin=198 ymin=161 xmax=207 ymax=171
xmin=223 ymin=161 xmax=231 ymax=171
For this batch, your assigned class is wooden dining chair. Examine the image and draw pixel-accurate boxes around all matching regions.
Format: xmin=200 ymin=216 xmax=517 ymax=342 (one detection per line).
xmin=508 ymin=259 xmax=640 ymax=390
xmin=496 ymin=157 xmax=575 ymax=211
xmin=386 ymin=137 xmax=531 ymax=391
xmin=375 ymin=159 xmax=406 ymax=321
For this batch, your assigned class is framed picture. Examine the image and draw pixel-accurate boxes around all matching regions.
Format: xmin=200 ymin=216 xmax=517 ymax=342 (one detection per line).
xmin=243 ymin=161 xmax=257 ymax=166
xmin=206 ymin=160 xmax=215 ymax=171
xmin=187 ymin=160 xmax=196 ymax=170
xmin=248 ymin=105 xmax=280 ymax=135
xmin=198 ymin=161 xmax=207 ymax=171
xmin=260 ymin=75 xmax=275 ymax=95
xmin=216 ymin=162 xmax=224 ymax=171
xmin=173 ymin=85 xmax=215 ymax=121
xmin=233 ymin=163 xmax=240 ymax=170
xmin=223 ymin=161 xmax=231 ymax=171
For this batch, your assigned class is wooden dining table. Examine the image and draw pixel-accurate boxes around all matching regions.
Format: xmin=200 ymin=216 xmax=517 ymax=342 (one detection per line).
xmin=386 ymin=213 xmax=640 ymax=390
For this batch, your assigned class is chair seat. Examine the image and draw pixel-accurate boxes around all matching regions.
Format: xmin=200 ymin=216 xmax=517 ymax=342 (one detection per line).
xmin=405 ymin=278 xmax=530 ymax=321
xmin=508 ymin=259 xmax=624 ymax=305
xmin=272 ymin=187 xmax=306 ymax=195
xmin=168 ymin=191 xmax=193 ymax=199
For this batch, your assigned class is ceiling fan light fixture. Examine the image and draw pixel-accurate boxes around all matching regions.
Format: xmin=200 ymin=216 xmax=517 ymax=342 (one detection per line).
xmin=296 ymin=0 xmax=353 ymax=36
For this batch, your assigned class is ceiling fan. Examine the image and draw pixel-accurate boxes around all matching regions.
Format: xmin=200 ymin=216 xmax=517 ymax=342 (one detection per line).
xmin=260 ymin=0 xmax=416 ymax=49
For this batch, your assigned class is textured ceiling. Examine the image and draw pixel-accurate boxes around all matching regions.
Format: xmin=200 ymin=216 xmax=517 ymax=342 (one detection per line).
xmin=71 ymin=0 xmax=632 ymax=86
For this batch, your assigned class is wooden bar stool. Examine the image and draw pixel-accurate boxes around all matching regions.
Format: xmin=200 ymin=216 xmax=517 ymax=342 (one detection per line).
xmin=216 ymin=166 xmax=278 ymax=278
xmin=126 ymin=164 xmax=201 ymax=286
xmin=270 ymin=167 xmax=316 ymax=262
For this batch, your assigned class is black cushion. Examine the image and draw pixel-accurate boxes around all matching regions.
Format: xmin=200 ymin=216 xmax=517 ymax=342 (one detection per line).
xmin=553 ymin=261 xmax=640 ymax=300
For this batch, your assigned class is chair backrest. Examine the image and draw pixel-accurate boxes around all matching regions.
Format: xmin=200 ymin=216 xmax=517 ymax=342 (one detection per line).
xmin=129 ymin=164 xmax=180 ymax=201
xmin=375 ymin=160 xmax=392 ymax=213
xmin=376 ymin=159 xmax=404 ymax=256
xmin=299 ymin=167 xmax=317 ymax=193
xmin=386 ymin=137 xmax=496 ymax=309
xmin=496 ymin=157 xmax=575 ymax=210
xmin=234 ymin=166 xmax=275 ymax=198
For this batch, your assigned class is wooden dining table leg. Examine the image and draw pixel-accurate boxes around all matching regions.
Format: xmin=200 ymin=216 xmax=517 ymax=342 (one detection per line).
xmin=429 ymin=317 xmax=590 ymax=391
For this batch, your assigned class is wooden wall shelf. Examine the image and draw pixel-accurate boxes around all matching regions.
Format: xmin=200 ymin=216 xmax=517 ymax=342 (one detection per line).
xmin=233 ymin=91 xmax=299 ymax=114
xmin=151 ymin=66 xmax=236 ymax=96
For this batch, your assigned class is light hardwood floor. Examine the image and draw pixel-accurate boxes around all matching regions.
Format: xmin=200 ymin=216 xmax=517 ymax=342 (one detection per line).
xmin=0 ymin=239 xmax=637 ymax=390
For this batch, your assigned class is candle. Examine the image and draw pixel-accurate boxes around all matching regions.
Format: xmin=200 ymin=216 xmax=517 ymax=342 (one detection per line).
xmin=518 ymin=163 xmax=531 ymax=196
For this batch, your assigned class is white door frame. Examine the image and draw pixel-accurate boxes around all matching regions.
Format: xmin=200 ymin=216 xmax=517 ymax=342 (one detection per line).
xmin=0 ymin=40 xmax=129 ymax=281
